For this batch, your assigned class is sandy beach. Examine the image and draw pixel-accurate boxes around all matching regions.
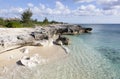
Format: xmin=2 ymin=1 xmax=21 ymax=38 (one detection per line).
xmin=0 ymin=27 xmax=71 ymax=68
xmin=0 ymin=45 xmax=67 ymax=67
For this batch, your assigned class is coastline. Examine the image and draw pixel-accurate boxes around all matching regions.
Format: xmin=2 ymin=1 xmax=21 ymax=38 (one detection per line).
xmin=0 ymin=24 xmax=92 ymax=77
xmin=0 ymin=26 xmax=67 ymax=69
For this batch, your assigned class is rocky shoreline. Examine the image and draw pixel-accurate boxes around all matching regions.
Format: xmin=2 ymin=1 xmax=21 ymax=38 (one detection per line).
xmin=0 ymin=24 xmax=92 ymax=68
xmin=0 ymin=24 xmax=92 ymax=51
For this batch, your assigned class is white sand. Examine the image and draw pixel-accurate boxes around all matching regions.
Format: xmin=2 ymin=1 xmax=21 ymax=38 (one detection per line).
xmin=0 ymin=45 xmax=67 ymax=67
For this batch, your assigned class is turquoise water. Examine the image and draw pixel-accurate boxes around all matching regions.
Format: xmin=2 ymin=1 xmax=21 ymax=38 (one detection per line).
xmin=30 ymin=25 xmax=120 ymax=79
xmin=2 ymin=24 xmax=120 ymax=79
xmin=81 ymin=24 xmax=120 ymax=65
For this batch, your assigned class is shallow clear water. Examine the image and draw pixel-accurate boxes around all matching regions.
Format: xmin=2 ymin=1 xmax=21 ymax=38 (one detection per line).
xmin=2 ymin=24 xmax=120 ymax=79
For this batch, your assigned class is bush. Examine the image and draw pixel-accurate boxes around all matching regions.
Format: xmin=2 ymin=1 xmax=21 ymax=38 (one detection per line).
xmin=6 ymin=21 xmax=23 ymax=28
xmin=0 ymin=18 xmax=5 ymax=26
xmin=22 ymin=22 xmax=34 ymax=27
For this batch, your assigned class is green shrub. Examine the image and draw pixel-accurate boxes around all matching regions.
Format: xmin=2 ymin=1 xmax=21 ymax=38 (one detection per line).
xmin=6 ymin=21 xmax=23 ymax=28
xmin=0 ymin=18 xmax=5 ymax=26
xmin=22 ymin=22 xmax=33 ymax=27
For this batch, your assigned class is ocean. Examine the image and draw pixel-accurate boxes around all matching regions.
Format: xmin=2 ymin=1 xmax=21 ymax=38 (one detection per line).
xmin=4 ymin=24 xmax=120 ymax=79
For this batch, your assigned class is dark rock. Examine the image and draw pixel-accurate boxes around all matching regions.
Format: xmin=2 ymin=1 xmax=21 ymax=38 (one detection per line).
xmin=31 ymin=32 xmax=48 ymax=40
xmin=56 ymin=24 xmax=85 ymax=35
xmin=16 ymin=60 xmax=24 ymax=66
xmin=55 ymin=35 xmax=70 ymax=45
xmin=84 ymin=28 xmax=92 ymax=33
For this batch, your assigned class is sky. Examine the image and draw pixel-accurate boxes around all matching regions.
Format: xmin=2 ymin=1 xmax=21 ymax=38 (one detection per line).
xmin=0 ymin=0 xmax=120 ymax=24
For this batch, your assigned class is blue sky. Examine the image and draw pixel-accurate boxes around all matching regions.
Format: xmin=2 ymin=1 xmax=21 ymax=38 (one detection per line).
xmin=0 ymin=0 xmax=120 ymax=23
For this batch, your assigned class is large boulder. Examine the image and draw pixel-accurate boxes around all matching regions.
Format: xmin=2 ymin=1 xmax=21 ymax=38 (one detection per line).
xmin=33 ymin=26 xmax=59 ymax=39
xmin=31 ymin=32 xmax=48 ymax=40
xmin=55 ymin=35 xmax=70 ymax=45
xmin=17 ymin=34 xmax=34 ymax=45
xmin=31 ymin=27 xmax=51 ymax=40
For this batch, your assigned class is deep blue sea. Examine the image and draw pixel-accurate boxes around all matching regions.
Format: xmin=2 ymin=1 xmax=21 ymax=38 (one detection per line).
xmin=4 ymin=24 xmax=120 ymax=79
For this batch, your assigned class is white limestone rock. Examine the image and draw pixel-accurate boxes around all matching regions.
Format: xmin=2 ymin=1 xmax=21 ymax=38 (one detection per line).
xmin=19 ymin=54 xmax=46 ymax=68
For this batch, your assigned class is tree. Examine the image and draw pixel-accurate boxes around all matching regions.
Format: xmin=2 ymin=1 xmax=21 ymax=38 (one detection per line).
xmin=43 ymin=17 xmax=49 ymax=24
xmin=21 ymin=9 xmax=32 ymax=23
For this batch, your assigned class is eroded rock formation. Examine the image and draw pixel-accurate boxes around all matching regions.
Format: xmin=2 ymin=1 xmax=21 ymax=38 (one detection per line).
xmin=0 ymin=24 xmax=92 ymax=50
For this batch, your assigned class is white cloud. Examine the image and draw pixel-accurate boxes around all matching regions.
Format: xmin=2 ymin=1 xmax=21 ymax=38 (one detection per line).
xmin=0 ymin=7 xmax=24 ymax=18
xmin=103 ymin=5 xmax=120 ymax=15
xmin=112 ymin=5 xmax=120 ymax=9
xmin=73 ymin=0 xmax=120 ymax=16
xmin=97 ymin=0 xmax=120 ymax=10
xmin=98 ymin=0 xmax=118 ymax=4
xmin=27 ymin=3 xmax=34 ymax=7
xmin=1 ymin=0 xmax=120 ymax=19
xmin=27 ymin=1 xmax=71 ymax=17
xmin=56 ymin=1 xmax=65 ymax=10
xmin=74 ymin=0 xmax=94 ymax=3
xmin=10 ymin=7 xmax=24 ymax=13
xmin=95 ymin=0 xmax=120 ymax=15
xmin=74 ymin=4 xmax=103 ymax=16
xmin=0 ymin=9 xmax=8 ymax=14
xmin=39 ymin=3 xmax=45 ymax=10
xmin=79 ymin=5 xmax=96 ymax=11
xmin=53 ymin=1 xmax=71 ymax=15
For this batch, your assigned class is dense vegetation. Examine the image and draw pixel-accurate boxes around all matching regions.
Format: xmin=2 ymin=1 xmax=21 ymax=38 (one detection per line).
xmin=0 ymin=9 xmax=63 ymax=28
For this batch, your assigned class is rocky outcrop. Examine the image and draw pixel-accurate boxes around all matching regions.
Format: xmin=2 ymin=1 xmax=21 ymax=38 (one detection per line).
xmin=0 ymin=24 xmax=92 ymax=50
xmin=84 ymin=28 xmax=92 ymax=33
xmin=0 ymin=27 xmax=53 ymax=49
xmin=50 ymin=24 xmax=92 ymax=35
xmin=31 ymin=32 xmax=48 ymax=40
xmin=55 ymin=35 xmax=70 ymax=45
